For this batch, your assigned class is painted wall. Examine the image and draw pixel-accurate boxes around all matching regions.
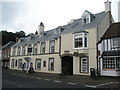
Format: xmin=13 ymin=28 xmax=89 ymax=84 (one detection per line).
xmin=97 ymin=12 xmax=112 ymax=42
xmin=60 ymin=28 xmax=97 ymax=75
xmin=10 ymin=54 xmax=61 ymax=74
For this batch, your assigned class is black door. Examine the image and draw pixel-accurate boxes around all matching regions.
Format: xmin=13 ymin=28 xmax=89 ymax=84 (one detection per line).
xmin=62 ymin=56 xmax=73 ymax=75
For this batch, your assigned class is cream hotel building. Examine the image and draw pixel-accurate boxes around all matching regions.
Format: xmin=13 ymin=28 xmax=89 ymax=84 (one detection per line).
xmin=10 ymin=1 xmax=114 ymax=76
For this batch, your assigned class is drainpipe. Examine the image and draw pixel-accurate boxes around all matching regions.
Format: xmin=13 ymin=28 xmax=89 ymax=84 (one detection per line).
xmin=59 ymin=36 xmax=61 ymax=56
xmin=96 ymin=26 xmax=100 ymax=77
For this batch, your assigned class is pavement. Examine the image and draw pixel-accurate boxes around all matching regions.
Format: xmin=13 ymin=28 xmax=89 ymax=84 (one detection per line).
xmin=2 ymin=68 xmax=120 ymax=89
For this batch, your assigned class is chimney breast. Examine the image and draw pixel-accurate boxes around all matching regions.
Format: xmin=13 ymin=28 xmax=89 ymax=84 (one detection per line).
xmin=104 ymin=0 xmax=111 ymax=12
xmin=38 ymin=22 xmax=44 ymax=34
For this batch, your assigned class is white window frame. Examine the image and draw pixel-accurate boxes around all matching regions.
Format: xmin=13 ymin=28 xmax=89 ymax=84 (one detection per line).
xmin=82 ymin=15 xmax=90 ymax=24
xmin=102 ymin=57 xmax=120 ymax=70
xmin=17 ymin=47 xmax=21 ymax=56
xmin=22 ymin=46 xmax=26 ymax=55
xmin=49 ymin=40 xmax=55 ymax=53
xmin=41 ymin=42 xmax=45 ymax=54
xmin=12 ymin=47 xmax=16 ymax=56
xmin=28 ymin=45 xmax=32 ymax=55
xmin=18 ymin=59 xmax=22 ymax=69
xmin=111 ymin=37 xmax=120 ymax=48
xmin=35 ymin=59 xmax=41 ymax=70
xmin=48 ymin=58 xmax=54 ymax=71
xmin=73 ymin=32 xmax=88 ymax=49
xmin=11 ymin=59 xmax=14 ymax=68
xmin=34 ymin=44 xmax=38 ymax=54
xmin=80 ymin=57 xmax=88 ymax=73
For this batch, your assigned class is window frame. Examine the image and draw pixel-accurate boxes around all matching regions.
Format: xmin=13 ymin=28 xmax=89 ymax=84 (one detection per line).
xmin=22 ymin=46 xmax=26 ymax=55
xmin=111 ymin=37 xmax=120 ymax=48
xmin=34 ymin=44 xmax=38 ymax=55
xmin=28 ymin=45 xmax=32 ymax=55
xmin=17 ymin=47 xmax=21 ymax=56
xmin=82 ymin=14 xmax=90 ymax=24
xmin=11 ymin=59 xmax=14 ymax=68
xmin=73 ymin=32 xmax=88 ymax=49
xmin=18 ymin=59 xmax=22 ymax=69
xmin=15 ymin=60 xmax=18 ymax=66
xmin=48 ymin=58 xmax=54 ymax=71
xmin=49 ymin=40 xmax=55 ymax=53
xmin=35 ymin=59 xmax=41 ymax=70
xmin=43 ymin=61 xmax=46 ymax=67
xmin=40 ymin=42 xmax=46 ymax=54
xmin=102 ymin=57 xmax=120 ymax=70
xmin=80 ymin=57 xmax=89 ymax=73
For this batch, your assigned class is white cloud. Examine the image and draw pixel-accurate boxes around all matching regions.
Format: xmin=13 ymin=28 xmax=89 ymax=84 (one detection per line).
xmin=1 ymin=0 xmax=119 ymax=35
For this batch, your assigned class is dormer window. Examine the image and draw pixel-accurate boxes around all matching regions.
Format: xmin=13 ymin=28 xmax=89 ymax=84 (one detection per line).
xmin=82 ymin=15 xmax=90 ymax=24
xmin=55 ymin=26 xmax=64 ymax=34
xmin=82 ymin=10 xmax=95 ymax=25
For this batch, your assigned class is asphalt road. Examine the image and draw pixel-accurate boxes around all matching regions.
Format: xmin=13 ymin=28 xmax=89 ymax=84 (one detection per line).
xmin=2 ymin=69 xmax=119 ymax=89
xmin=2 ymin=70 xmax=85 ymax=88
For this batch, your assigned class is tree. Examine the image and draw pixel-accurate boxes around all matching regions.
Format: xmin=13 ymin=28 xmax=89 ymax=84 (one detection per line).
xmin=15 ymin=30 xmax=26 ymax=37
xmin=1 ymin=30 xmax=26 ymax=46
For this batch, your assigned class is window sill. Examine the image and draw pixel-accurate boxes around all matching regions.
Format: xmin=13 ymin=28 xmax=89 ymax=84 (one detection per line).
xmin=73 ymin=48 xmax=88 ymax=50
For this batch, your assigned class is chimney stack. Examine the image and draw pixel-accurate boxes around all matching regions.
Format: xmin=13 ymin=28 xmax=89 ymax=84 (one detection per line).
xmin=38 ymin=22 xmax=44 ymax=35
xmin=104 ymin=0 xmax=111 ymax=12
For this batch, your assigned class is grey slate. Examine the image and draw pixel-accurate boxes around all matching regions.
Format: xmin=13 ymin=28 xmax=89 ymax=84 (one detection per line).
xmin=12 ymin=11 xmax=106 ymax=48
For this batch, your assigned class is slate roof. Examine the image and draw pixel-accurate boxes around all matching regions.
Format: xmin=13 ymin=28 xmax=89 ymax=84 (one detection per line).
xmin=102 ymin=50 xmax=120 ymax=56
xmin=2 ymin=41 xmax=15 ymax=49
xmin=101 ymin=22 xmax=120 ymax=39
xmin=12 ymin=11 xmax=106 ymax=48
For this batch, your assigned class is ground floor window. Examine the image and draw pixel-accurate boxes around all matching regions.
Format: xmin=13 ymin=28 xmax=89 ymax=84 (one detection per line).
xmin=15 ymin=60 xmax=17 ymax=66
xmin=11 ymin=59 xmax=14 ymax=68
xmin=103 ymin=57 xmax=120 ymax=70
xmin=48 ymin=58 xmax=54 ymax=71
xmin=80 ymin=57 xmax=88 ymax=73
xmin=18 ymin=59 xmax=22 ymax=69
xmin=43 ymin=61 xmax=46 ymax=67
xmin=35 ymin=59 xmax=41 ymax=70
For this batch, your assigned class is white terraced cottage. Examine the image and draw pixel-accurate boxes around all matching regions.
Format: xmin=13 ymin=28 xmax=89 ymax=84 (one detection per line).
xmin=10 ymin=1 xmax=114 ymax=76
xmin=98 ymin=22 xmax=120 ymax=76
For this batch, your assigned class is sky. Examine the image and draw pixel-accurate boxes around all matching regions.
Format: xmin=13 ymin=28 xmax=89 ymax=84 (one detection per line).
xmin=0 ymin=0 xmax=119 ymax=35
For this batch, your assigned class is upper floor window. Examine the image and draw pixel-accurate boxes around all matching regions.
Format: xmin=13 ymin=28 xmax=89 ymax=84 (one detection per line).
xmin=22 ymin=46 xmax=26 ymax=55
xmin=41 ymin=42 xmax=45 ymax=54
xmin=49 ymin=41 xmax=55 ymax=53
xmin=34 ymin=44 xmax=38 ymax=54
xmin=73 ymin=32 xmax=88 ymax=49
xmin=112 ymin=37 xmax=120 ymax=48
xmin=82 ymin=15 xmax=90 ymax=24
xmin=12 ymin=47 xmax=16 ymax=56
xmin=17 ymin=47 xmax=21 ymax=56
xmin=28 ymin=45 xmax=32 ymax=55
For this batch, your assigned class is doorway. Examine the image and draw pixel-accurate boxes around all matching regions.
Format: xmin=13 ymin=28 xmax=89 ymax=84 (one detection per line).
xmin=61 ymin=56 xmax=73 ymax=75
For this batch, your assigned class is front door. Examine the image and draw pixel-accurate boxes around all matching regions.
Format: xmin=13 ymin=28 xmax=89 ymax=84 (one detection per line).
xmin=62 ymin=56 xmax=73 ymax=75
